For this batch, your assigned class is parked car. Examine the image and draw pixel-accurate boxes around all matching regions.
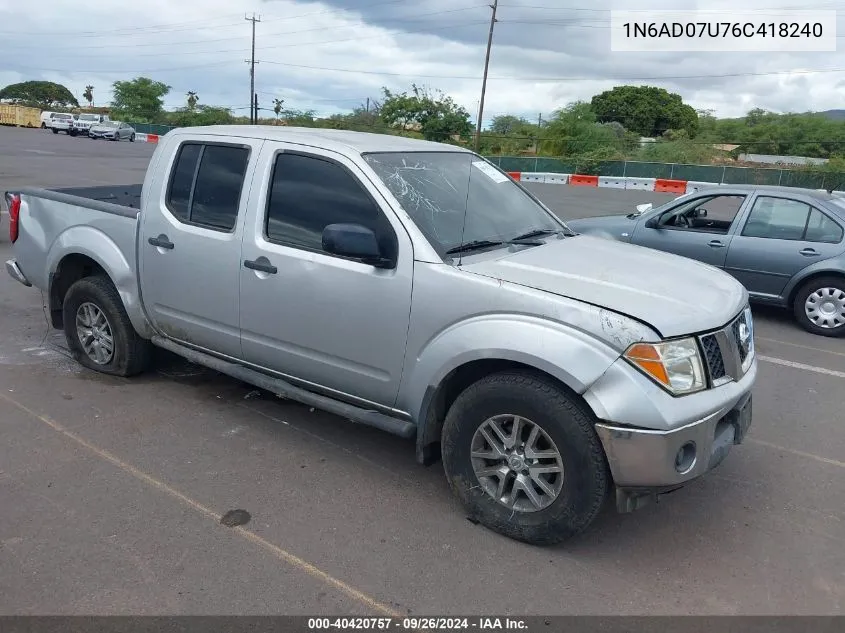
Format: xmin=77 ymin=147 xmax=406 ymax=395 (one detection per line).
xmin=566 ymin=185 xmax=845 ymax=337
xmin=40 ymin=111 xmax=55 ymax=128
xmin=88 ymin=121 xmax=135 ymax=142
xmin=4 ymin=126 xmax=757 ymax=545
xmin=72 ymin=113 xmax=109 ymax=136
xmin=49 ymin=113 xmax=76 ymax=134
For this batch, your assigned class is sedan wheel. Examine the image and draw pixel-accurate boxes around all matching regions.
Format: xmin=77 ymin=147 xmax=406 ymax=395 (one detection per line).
xmin=793 ymin=276 xmax=845 ymax=337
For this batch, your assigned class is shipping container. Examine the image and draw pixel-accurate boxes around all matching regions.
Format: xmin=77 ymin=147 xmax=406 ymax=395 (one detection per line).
xmin=0 ymin=104 xmax=41 ymax=128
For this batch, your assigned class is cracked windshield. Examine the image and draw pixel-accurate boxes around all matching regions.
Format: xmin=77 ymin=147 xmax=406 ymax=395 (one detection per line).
xmin=364 ymin=152 xmax=566 ymax=256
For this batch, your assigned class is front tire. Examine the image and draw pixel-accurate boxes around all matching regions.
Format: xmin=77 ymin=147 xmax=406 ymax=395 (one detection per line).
xmin=62 ymin=275 xmax=152 ymax=376
xmin=130 ymin=133 xmax=135 ymax=142
xmin=792 ymin=276 xmax=845 ymax=337
xmin=52 ymin=128 xmax=58 ymax=134
xmin=441 ymin=370 xmax=609 ymax=546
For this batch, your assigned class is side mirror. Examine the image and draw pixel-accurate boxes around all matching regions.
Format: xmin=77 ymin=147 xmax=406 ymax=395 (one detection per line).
xmin=322 ymin=223 xmax=392 ymax=268
xmin=697 ymin=208 xmax=708 ymax=217
xmin=636 ymin=203 xmax=653 ymax=214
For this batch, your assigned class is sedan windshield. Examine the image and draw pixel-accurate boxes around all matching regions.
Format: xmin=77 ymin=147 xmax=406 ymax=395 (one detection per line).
xmin=363 ymin=151 xmax=566 ymax=257
xmin=98 ymin=121 xmax=118 ymax=127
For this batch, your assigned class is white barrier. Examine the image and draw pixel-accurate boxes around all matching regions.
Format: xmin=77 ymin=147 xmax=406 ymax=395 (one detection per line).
xmin=624 ymin=177 xmax=656 ymax=191
xmin=598 ymin=177 xmax=627 ymax=189
xmin=520 ymin=172 xmax=548 ymax=183
xmin=685 ymin=181 xmax=720 ymax=193
xmin=545 ymin=173 xmax=569 ymax=184
xmin=135 ymin=133 xmax=148 ymax=143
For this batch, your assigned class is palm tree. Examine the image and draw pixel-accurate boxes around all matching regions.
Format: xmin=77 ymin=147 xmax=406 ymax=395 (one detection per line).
xmin=273 ymin=98 xmax=284 ymax=124
xmin=83 ymin=85 xmax=94 ymax=107
xmin=186 ymin=91 xmax=199 ymax=111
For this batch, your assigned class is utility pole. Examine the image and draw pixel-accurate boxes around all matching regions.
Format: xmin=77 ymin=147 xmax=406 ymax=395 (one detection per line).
xmin=245 ymin=13 xmax=261 ymax=124
xmin=474 ymin=0 xmax=498 ymax=153
xmin=366 ymin=97 xmax=370 ymax=113
xmin=254 ymin=94 xmax=259 ymax=123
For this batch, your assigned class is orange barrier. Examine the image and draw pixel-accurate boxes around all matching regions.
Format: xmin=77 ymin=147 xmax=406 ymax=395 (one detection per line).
xmin=569 ymin=174 xmax=599 ymax=187
xmin=506 ymin=171 xmax=521 ymax=180
xmin=147 ymin=134 xmax=160 ymax=143
xmin=654 ymin=178 xmax=687 ymax=194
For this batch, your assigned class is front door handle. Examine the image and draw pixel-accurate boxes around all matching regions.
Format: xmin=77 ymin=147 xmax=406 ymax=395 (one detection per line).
xmin=244 ymin=258 xmax=278 ymax=274
xmin=799 ymin=248 xmax=820 ymax=256
xmin=708 ymin=240 xmax=726 ymax=248
xmin=148 ymin=235 xmax=174 ymax=250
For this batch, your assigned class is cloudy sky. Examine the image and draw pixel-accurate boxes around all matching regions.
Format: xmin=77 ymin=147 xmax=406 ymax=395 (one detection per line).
xmin=1 ymin=0 xmax=844 ymax=125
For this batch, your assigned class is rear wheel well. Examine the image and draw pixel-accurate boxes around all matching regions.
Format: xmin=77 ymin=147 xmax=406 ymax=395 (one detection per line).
xmin=49 ymin=255 xmax=108 ymax=328
xmin=417 ymin=359 xmax=585 ymax=466
xmin=787 ymin=271 xmax=845 ymax=307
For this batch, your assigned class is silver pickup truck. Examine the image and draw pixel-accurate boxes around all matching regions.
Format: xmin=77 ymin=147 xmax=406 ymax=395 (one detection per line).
xmin=5 ymin=125 xmax=757 ymax=545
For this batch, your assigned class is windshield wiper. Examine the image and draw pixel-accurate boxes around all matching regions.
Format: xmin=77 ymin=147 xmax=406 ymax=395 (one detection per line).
xmin=445 ymin=240 xmax=506 ymax=255
xmin=510 ymin=228 xmax=567 ymax=242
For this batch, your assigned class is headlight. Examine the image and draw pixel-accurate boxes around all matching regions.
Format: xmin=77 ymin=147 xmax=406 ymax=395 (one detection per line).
xmin=623 ymin=337 xmax=706 ymax=395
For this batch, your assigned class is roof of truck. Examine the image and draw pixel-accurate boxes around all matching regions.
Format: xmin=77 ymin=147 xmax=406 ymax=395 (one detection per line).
xmin=168 ymin=125 xmax=474 ymax=155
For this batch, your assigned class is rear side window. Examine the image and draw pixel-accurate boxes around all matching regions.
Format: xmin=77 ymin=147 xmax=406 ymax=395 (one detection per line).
xmin=165 ymin=142 xmax=250 ymax=231
xmin=804 ymin=208 xmax=844 ymax=243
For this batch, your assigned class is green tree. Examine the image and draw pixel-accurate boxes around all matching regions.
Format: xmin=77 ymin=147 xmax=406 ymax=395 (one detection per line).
xmin=490 ymin=115 xmax=529 ymax=135
xmin=543 ymin=101 xmax=632 ymax=158
xmin=590 ymin=85 xmax=699 ymax=138
xmin=83 ymin=85 xmax=94 ymax=107
xmin=380 ymin=84 xmax=473 ymax=142
xmin=186 ymin=91 xmax=198 ymax=111
xmin=110 ymin=77 xmax=171 ymax=123
xmin=0 ymin=80 xmax=79 ymax=109
xmin=273 ymin=98 xmax=284 ymax=122
xmin=166 ymin=105 xmax=234 ymax=127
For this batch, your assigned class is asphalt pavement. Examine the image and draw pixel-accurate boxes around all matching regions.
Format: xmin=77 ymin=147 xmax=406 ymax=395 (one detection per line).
xmin=1 ymin=126 xmax=844 ymax=616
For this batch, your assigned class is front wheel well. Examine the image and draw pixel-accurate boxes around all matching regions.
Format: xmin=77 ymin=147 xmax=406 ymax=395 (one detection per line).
xmin=787 ymin=271 xmax=845 ymax=308
xmin=49 ymin=254 xmax=109 ymax=328
xmin=416 ymin=359 xmax=587 ymax=466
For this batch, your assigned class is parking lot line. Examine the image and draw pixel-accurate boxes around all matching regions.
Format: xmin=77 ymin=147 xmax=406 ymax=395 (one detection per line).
xmin=759 ymin=355 xmax=845 ymax=379
xmin=757 ymin=336 xmax=845 ymax=358
xmin=749 ymin=438 xmax=845 ymax=470
xmin=0 ymin=391 xmax=401 ymax=618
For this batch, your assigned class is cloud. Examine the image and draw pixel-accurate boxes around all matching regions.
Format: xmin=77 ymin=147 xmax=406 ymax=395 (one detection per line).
xmin=1 ymin=0 xmax=843 ymax=124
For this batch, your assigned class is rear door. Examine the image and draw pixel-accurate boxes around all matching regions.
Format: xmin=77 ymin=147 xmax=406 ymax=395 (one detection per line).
xmin=631 ymin=193 xmax=749 ymax=268
xmin=139 ymin=135 xmax=263 ymax=358
xmin=724 ymin=194 xmax=845 ymax=298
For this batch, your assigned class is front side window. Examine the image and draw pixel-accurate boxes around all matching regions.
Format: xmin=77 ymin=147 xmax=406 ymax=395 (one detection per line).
xmin=165 ymin=142 xmax=249 ymax=231
xmin=264 ymin=152 xmax=396 ymax=257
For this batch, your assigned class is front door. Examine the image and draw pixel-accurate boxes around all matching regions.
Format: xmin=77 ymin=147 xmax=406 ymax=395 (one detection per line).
xmin=139 ymin=136 xmax=261 ymax=358
xmin=632 ymin=193 xmax=750 ymax=268
xmin=724 ymin=194 xmax=845 ymax=298
xmin=238 ymin=144 xmax=414 ymax=408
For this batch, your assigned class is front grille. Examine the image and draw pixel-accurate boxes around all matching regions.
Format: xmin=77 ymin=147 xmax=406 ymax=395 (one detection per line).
xmin=698 ymin=309 xmax=751 ymax=387
xmin=700 ymin=334 xmax=725 ymax=381
xmin=731 ymin=313 xmax=749 ymax=364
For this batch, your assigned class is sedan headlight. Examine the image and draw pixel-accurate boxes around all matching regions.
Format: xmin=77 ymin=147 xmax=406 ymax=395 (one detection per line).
xmin=623 ymin=338 xmax=706 ymax=395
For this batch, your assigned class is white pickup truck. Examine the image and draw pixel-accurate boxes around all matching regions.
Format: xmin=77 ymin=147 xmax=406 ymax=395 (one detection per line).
xmin=5 ymin=125 xmax=757 ymax=544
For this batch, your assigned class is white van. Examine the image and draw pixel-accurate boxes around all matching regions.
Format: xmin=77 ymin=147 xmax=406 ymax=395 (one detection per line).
xmin=40 ymin=111 xmax=55 ymax=128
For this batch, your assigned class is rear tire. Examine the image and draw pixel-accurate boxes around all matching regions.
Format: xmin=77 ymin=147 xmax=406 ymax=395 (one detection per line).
xmin=441 ymin=370 xmax=609 ymax=546
xmin=62 ymin=275 xmax=152 ymax=377
xmin=792 ymin=276 xmax=845 ymax=337
xmin=52 ymin=128 xmax=58 ymax=134
xmin=130 ymin=133 xmax=135 ymax=142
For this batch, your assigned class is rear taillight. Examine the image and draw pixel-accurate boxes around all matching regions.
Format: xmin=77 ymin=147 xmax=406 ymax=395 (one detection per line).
xmin=6 ymin=192 xmax=21 ymax=243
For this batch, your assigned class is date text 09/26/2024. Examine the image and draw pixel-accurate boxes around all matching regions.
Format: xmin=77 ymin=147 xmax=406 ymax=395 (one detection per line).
xmin=308 ymin=617 xmax=528 ymax=631
xmin=609 ymin=10 xmax=836 ymax=52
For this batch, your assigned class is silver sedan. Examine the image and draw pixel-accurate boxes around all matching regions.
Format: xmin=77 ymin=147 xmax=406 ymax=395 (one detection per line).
xmin=88 ymin=121 xmax=136 ymax=142
xmin=566 ymin=184 xmax=845 ymax=337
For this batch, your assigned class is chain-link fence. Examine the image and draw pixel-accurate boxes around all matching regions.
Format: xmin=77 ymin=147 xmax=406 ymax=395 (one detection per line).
xmin=483 ymin=156 xmax=845 ymax=190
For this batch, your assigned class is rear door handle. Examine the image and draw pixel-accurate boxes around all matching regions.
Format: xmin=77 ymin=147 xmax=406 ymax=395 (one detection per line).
xmin=708 ymin=240 xmax=726 ymax=248
xmin=799 ymin=248 xmax=820 ymax=256
xmin=244 ymin=259 xmax=278 ymax=274
xmin=148 ymin=235 xmax=174 ymax=250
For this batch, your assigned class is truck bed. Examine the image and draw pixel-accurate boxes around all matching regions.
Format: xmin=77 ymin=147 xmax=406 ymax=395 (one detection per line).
xmin=50 ymin=184 xmax=142 ymax=209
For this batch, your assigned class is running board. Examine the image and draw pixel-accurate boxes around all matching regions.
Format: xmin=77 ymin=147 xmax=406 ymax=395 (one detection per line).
xmin=151 ymin=336 xmax=417 ymax=439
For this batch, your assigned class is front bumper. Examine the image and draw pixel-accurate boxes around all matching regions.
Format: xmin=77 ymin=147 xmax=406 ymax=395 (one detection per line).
xmin=585 ymin=348 xmax=756 ymax=504
xmin=6 ymin=259 xmax=31 ymax=287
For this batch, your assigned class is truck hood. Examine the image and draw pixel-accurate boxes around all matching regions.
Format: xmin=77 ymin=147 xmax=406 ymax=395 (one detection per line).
xmin=462 ymin=234 xmax=747 ymax=338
